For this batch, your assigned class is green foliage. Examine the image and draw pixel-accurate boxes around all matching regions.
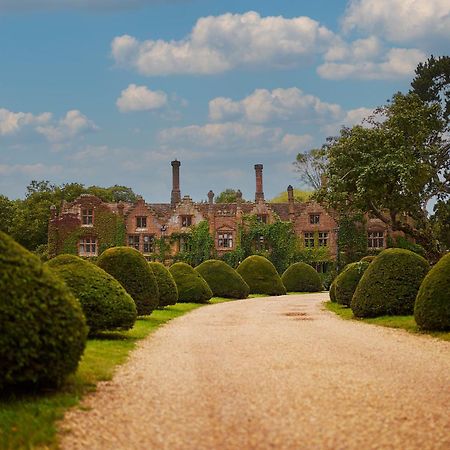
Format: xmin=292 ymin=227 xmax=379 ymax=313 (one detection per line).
xmin=46 ymin=255 xmax=137 ymax=335
xmin=221 ymin=246 xmax=246 ymax=269
xmin=334 ymin=261 xmax=369 ymax=307
xmin=169 ymin=262 xmax=212 ymax=303
xmin=176 ymin=220 xmax=215 ymax=266
xmin=388 ymin=235 xmax=427 ymax=257
xmin=0 ymin=194 xmax=16 ymax=234
xmin=269 ymin=189 xmax=313 ymax=203
xmin=293 ymin=147 xmax=328 ymax=190
xmin=281 ymin=262 xmax=322 ymax=292
xmin=215 ymin=188 xmax=244 ymax=203
xmin=97 ymin=247 xmax=159 ymax=315
xmin=337 ymin=213 xmax=368 ymax=267
xmin=432 ymin=199 xmax=450 ymax=251
xmin=195 ymin=259 xmax=249 ymax=299
xmin=351 ymin=248 xmax=429 ymax=318
xmin=149 ymin=262 xmax=178 ymax=307
xmin=360 ymin=256 xmax=376 ymax=263
xmin=0 ymin=232 xmax=87 ymax=391
xmin=329 ymin=279 xmax=337 ymax=302
xmin=414 ymin=253 xmax=450 ymax=331
xmin=236 ymin=255 xmax=286 ymax=296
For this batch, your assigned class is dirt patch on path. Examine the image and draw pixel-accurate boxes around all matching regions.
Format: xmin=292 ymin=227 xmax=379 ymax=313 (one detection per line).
xmin=60 ymin=293 xmax=450 ymax=450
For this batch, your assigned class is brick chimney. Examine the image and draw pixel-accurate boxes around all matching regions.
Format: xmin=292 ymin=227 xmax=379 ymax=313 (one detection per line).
xmin=171 ymin=160 xmax=181 ymax=207
xmin=287 ymin=185 xmax=295 ymax=220
xmin=254 ymin=164 xmax=264 ymax=202
xmin=207 ymin=190 xmax=214 ymax=205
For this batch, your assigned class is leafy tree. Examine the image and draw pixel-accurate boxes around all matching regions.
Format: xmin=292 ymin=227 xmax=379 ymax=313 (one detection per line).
xmin=215 ymin=188 xmax=243 ymax=203
xmin=432 ymin=199 xmax=450 ymax=250
xmin=293 ymin=147 xmax=328 ymax=190
xmin=0 ymin=195 xmax=16 ymax=234
xmin=269 ymin=189 xmax=313 ymax=203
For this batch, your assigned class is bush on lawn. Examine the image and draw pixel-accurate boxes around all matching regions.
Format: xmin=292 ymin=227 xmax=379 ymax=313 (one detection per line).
xmin=46 ymin=255 xmax=137 ymax=334
xmin=335 ymin=261 xmax=370 ymax=307
xmin=97 ymin=247 xmax=159 ymax=315
xmin=414 ymin=253 xmax=450 ymax=331
xmin=351 ymin=248 xmax=429 ymax=318
xmin=360 ymin=256 xmax=376 ymax=263
xmin=169 ymin=262 xmax=212 ymax=303
xmin=0 ymin=232 xmax=87 ymax=390
xmin=236 ymin=255 xmax=286 ymax=296
xmin=329 ymin=279 xmax=337 ymax=302
xmin=149 ymin=262 xmax=178 ymax=307
xmin=281 ymin=262 xmax=322 ymax=292
xmin=195 ymin=259 xmax=249 ymax=299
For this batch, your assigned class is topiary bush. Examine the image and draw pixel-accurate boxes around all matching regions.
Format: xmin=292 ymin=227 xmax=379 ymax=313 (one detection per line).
xmin=329 ymin=279 xmax=337 ymax=302
xmin=149 ymin=262 xmax=178 ymax=307
xmin=46 ymin=255 xmax=137 ymax=335
xmin=281 ymin=262 xmax=322 ymax=292
xmin=169 ymin=262 xmax=213 ymax=303
xmin=195 ymin=259 xmax=250 ymax=299
xmin=360 ymin=256 xmax=376 ymax=263
xmin=335 ymin=261 xmax=369 ymax=307
xmin=351 ymin=248 xmax=429 ymax=318
xmin=0 ymin=232 xmax=87 ymax=390
xmin=414 ymin=253 xmax=450 ymax=331
xmin=97 ymin=247 xmax=159 ymax=315
xmin=236 ymin=255 xmax=286 ymax=296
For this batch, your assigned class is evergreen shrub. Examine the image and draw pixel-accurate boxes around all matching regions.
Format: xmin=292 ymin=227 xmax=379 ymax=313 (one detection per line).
xmin=351 ymin=248 xmax=429 ymax=318
xmin=329 ymin=279 xmax=337 ymax=302
xmin=360 ymin=256 xmax=376 ymax=263
xmin=0 ymin=232 xmax=87 ymax=390
xmin=46 ymin=255 xmax=137 ymax=334
xmin=149 ymin=262 xmax=178 ymax=307
xmin=169 ymin=262 xmax=212 ymax=303
xmin=195 ymin=259 xmax=249 ymax=299
xmin=97 ymin=247 xmax=159 ymax=315
xmin=335 ymin=261 xmax=369 ymax=307
xmin=414 ymin=253 xmax=450 ymax=331
xmin=281 ymin=262 xmax=322 ymax=292
xmin=236 ymin=255 xmax=286 ymax=296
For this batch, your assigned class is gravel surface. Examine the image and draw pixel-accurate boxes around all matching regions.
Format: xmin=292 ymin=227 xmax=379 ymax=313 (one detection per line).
xmin=60 ymin=293 xmax=450 ymax=450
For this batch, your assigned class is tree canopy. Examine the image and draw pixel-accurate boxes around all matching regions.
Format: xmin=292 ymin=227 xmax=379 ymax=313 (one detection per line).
xmin=215 ymin=188 xmax=244 ymax=203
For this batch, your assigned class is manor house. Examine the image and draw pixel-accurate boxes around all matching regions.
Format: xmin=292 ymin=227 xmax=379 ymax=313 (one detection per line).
xmin=48 ymin=161 xmax=388 ymax=261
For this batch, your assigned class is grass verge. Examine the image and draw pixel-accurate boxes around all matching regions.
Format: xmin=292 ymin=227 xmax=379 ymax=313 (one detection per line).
xmin=325 ymin=301 xmax=450 ymax=341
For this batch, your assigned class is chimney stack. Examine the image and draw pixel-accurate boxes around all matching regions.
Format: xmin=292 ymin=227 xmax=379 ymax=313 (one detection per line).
xmin=287 ymin=185 xmax=295 ymax=219
xmin=207 ymin=190 xmax=214 ymax=205
xmin=171 ymin=160 xmax=181 ymax=207
xmin=254 ymin=164 xmax=264 ymax=202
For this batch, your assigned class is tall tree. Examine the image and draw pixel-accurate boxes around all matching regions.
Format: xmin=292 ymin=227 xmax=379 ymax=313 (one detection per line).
xmin=293 ymin=147 xmax=328 ymax=190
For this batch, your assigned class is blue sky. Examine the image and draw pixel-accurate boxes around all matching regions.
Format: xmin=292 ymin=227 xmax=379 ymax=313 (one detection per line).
xmin=1 ymin=0 xmax=448 ymax=202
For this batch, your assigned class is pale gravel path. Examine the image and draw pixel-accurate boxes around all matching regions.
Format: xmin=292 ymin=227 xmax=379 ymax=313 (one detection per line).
xmin=60 ymin=294 xmax=450 ymax=450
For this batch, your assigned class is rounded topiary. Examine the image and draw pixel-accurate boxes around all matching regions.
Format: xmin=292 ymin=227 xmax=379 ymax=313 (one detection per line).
xmin=351 ymin=248 xmax=429 ymax=318
xmin=169 ymin=262 xmax=212 ymax=303
xmin=335 ymin=261 xmax=369 ymax=307
xmin=329 ymin=279 xmax=337 ymax=302
xmin=236 ymin=255 xmax=286 ymax=296
xmin=149 ymin=262 xmax=178 ymax=307
xmin=414 ymin=253 xmax=450 ymax=331
xmin=360 ymin=256 xmax=376 ymax=263
xmin=97 ymin=247 xmax=159 ymax=315
xmin=0 ymin=232 xmax=87 ymax=390
xmin=46 ymin=255 xmax=137 ymax=335
xmin=281 ymin=262 xmax=322 ymax=292
xmin=195 ymin=259 xmax=250 ymax=299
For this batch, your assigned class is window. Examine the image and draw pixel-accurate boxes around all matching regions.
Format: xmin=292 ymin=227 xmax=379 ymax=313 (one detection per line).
xmin=255 ymin=234 xmax=267 ymax=251
xmin=181 ymin=215 xmax=192 ymax=227
xmin=318 ymin=232 xmax=328 ymax=247
xmin=128 ymin=235 xmax=140 ymax=250
xmin=218 ymin=232 xmax=233 ymax=249
xmin=143 ymin=235 xmax=154 ymax=253
xmin=136 ymin=216 xmax=147 ymax=229
xmin=81 ymin=208 xmax=93 ymax=226
xmin=368 ymin=231 xmax=384 ymax=248
xmin=309 ymin=214 xmax=320 ymax=224
xmin=79 ymin=237 xmax=97 ymax=256
xmin=304 ymin=232 xmax=315 ymax=248
xmin=257 ymin=214 xmax=268 ymax=224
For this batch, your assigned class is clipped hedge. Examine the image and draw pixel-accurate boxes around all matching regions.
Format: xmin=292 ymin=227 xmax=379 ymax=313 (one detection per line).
xmin=0 ymin=232 xmax=87 ymax=390
xmin=46 ymin=255 xmax=137 ymax=334
xmin=236 ymin=255 xmax=286 ymax=296
xmin=281 ymin=262 xmax=322 ymax=292
xmin=414 ymin=253 xmax=450 ymax=331
xmin=335 ymin=261 xmax=369 ymax=307
xmin=195 ymin=259 xmax=249 ymax=299
xmin=97 ymin=247 xmax=159 ymax=315
xmin=351 ymin=248 xmax=429 ymax=318
xmin=149 ymin=262 xmax=178 ymax=307
xmin=329 ymin=279 xmax=337 ymax=302
xmin=360 ymin=256 xmax=376 ymax=263
xmin=169 ymin=262 xmax=213 ymax=303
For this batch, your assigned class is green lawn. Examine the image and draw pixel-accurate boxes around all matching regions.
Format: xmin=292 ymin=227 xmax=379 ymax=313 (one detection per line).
xmin=325 ymin=301 xmax=450 ymax=341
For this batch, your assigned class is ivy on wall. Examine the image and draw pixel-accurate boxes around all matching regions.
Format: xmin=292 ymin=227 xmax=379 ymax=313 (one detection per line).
xmin=337 ymin=213 xmax=368 ymax=268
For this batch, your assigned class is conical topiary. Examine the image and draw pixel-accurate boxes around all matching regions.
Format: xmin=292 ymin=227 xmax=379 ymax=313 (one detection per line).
xmin=281 ymin=262 xmax=322 ymax=292
xmin=149 ymin=262 xmax=178 ymax=307
xmin=334 ymin=261 xmax=369 ymax=307
xmin=169 ymin=262 xmax=213 ymax=303
xmin=414 ymin=253 xmax=450 ymax=331
xmin=236 ymin=255 xmax=286 ymax=296
xmin=195 ymin=259 xmax=249 ymax=299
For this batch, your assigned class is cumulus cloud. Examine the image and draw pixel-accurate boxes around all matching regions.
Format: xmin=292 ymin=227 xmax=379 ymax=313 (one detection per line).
xmin=116 ymin=84 xmax=168 ymax=113
xmin=322 ymin=106 xmax=374 ymax=135
xmin=0 ymin=108 xmax=51 ymax=136
xmin=342 ymin=0 xmax=450 ymax=43
xmin=111 ymin=11 xmax=336 ymax=75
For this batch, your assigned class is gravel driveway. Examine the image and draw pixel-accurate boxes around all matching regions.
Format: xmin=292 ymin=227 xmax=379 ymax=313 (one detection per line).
xmin=60 ymin=293 xmax=450 ymax=450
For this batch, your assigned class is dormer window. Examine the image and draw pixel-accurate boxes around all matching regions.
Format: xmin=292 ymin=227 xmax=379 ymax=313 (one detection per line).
xmin=136 ymin=216 xmax=147 ymax=229
xmin=309 ymin=214 xmax=320 ymax=224
xmin=181 ymin=215 xmax=192 ymax=227
xmin=81 ymin=208 xmax=93 ymax=226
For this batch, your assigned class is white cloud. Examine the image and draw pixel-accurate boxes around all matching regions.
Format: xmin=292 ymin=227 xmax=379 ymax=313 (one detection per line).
xmin=342 ymin=0 xmax=450 ymax=43
xmin=116 ymin=84 xmax=168 ymax=113
xmin=0 ymin=108 xmax=51 ymax=136
xmin=0 ymin=163 xmax=62 ymax=176
xmin=209 ymin=88 xmax=342 ymax=124
xmin=68 ymin=145 xmax=111 ymax=161
xmin=111 ymin=11 xmax=336 ymax=75
xmin=36 ymin=110 xmax=98 ymax=143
